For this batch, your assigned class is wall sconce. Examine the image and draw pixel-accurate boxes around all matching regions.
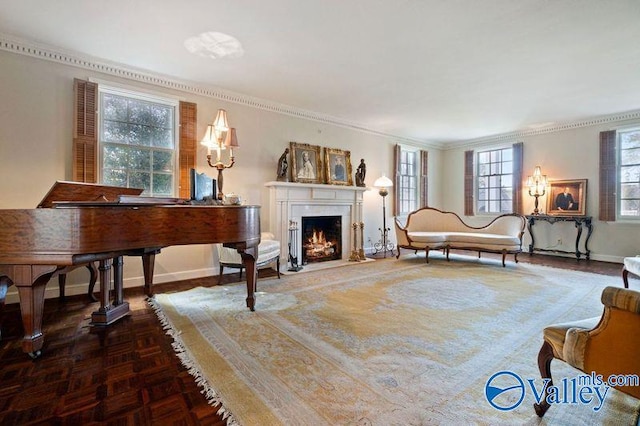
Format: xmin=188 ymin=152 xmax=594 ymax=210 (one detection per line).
xmin=373 ymin=174 xmax=396 ymax=258
xmin=201 ymin=109 xmax=238 ymax=200
xmin=526 ymin=165 xmax=547 ymax=215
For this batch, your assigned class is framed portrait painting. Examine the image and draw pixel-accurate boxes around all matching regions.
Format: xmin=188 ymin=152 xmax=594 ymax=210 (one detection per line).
xmin=324 ymin=147 xmax=353 ymax=185
xmin=546 ymin=179 xmax=587 ymax=216
xmin=290 ymin=142 xmax=322 ymax=184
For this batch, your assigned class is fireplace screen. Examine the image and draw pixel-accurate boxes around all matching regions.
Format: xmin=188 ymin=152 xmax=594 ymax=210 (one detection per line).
xmin=302 ymin=216 xmax=341 ymax=264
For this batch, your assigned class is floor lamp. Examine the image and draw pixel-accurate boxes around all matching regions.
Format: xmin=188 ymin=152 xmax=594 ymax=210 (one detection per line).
xmin=373 ymin=175 xmax=395 ymax=258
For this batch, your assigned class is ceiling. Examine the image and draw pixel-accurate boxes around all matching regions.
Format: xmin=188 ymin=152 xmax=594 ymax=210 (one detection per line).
xmin=2 ymin=0 xmax=640 ymax=145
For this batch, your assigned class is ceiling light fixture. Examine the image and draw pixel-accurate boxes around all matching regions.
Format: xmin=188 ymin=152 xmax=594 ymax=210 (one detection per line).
xmin=184 ymin=31 xmax=244 ymax=59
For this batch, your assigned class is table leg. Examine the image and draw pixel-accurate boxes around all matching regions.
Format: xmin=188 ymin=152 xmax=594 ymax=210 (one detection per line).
xmin=574 ymin=221 xmax=583 ymax=259
xmin=240 ymin=246 xmax=258 ymax=311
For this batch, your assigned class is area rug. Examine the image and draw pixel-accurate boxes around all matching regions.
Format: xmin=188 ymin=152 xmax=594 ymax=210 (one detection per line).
xmin=149 ymin=254 xmax=640 ymax=425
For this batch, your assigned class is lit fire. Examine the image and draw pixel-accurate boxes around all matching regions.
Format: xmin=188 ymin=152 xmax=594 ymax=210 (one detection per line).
xmin=304 ymin=229 xmax=336 ymax=259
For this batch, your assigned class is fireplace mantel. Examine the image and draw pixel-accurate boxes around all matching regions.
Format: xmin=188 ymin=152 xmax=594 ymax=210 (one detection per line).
xmin=264 ymin=181 xmax=367 ymax=265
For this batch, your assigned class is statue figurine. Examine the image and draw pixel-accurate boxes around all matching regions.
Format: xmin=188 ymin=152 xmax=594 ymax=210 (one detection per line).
xmin=355 ymin=158 xmax=366 ymax=187
xmin=277 ymin=148 xmax=289 ymax=181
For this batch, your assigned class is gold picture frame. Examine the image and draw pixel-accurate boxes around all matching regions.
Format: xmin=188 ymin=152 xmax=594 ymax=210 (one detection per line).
xmin=546 ymin=179 xmax=587 ymax=216
xmin=324 ymin=147 xmax=353 ymax=185
xmin=290 ymin=142 xmax=322 ymax=184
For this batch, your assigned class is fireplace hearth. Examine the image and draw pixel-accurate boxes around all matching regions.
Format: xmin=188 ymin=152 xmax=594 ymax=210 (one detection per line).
xmin=302 ymin=216 xmax=341 ymax=264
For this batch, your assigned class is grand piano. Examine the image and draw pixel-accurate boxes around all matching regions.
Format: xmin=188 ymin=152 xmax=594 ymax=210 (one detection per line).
xmin=0 ymin=181 xmax=260 ymax=358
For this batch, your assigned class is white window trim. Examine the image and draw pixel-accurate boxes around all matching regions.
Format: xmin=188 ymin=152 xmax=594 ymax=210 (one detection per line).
xmin=616 ymin=126 xmax=640 ymax=221
xmin=97 ymin=83 xmax=181 ymax=196
xmin=475 ymin=144 xmax=514 ymax=216
xmin=397 ymin=144 xmax=420 ymax=218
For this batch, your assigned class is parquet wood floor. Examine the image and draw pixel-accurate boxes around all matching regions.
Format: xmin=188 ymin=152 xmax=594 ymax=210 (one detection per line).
xmin=0 ymin=254 xmax=630 ymax=425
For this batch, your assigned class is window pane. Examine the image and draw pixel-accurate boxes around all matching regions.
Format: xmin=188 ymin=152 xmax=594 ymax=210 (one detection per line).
xmin=490 ymin=150 xmax=500 ymax=162
xmin=502 ymin=161 xmax=513 ymax=174
xmin=478 ymin=176 xmax=488 ymax=189
xmin=478 ymin=188 xmax=487 ymax=201
xmin=489 ymin=176 xmax=500 ymax=188
xmin=621 ymin=165 xmax=640 ymax=183
xmin=103 ymin=94 xmax=128 ymax=121
xmin=621 ymin=183 xmax=640 ymax=198
xmin=621 ymin=199 xmax=640 ymax=216
xmin=153 ymin=150 xmax=174 ymax=172
xmin=621 ymin=132 xmax=640 ymax=149
xmin=501 ymin=149 xmax=512 ymax=161
xmin=103 ymin=120 xmax=128 ymax=143
xmin=621 ymin=148 xmax=640 ymax=165
xmin=103 ymin=169 xmax=127 ymax=187
xmin=490 ymin=162 xmax=501 ymax=175
xmin=130 ymin=171 xmax=151 ymax=194
xmin=128 ymin=148 xmax=151 ymax=170
xmin=153 ymin=174 xmax=173 ymax=196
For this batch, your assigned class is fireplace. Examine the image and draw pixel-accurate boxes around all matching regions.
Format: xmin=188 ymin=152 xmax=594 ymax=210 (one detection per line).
xmin=302 ymin=216 xmax=341 ymax=264
xmin=265 ymin=181 xmax=366 ymax=267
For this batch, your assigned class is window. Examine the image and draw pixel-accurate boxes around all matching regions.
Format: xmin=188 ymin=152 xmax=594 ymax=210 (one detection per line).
xmin=397 ymin=147 xmax=418 ymax=215
xmin=99 ymin=88 xmax=178 ymax=196
xmin=476 ymin=147 xmax=513 ymax=214
xmin=618 ymin=128 xmax=640 ymax=218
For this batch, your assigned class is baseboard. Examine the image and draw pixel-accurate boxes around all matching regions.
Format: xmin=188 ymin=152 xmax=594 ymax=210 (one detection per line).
xmin=3 ymin=267 xmax=218 ymax=305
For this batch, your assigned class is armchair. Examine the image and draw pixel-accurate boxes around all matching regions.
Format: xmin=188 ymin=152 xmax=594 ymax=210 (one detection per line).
xmin=215 ymin=232 xmax=281 ymax=284
xmin=534 ymin=286 xmax=640 ymax=417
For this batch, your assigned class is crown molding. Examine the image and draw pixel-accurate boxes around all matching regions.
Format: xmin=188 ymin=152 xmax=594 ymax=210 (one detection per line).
xmin=443 ymin=109 xmax=640 ymax=151
xmin=0 ymin=33 xmax=439 ymax=149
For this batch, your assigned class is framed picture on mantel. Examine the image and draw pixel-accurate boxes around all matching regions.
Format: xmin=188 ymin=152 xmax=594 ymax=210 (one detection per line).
xmin=324 ymin=147 xmax=353 ymax=186
xmin=547 ymin=179 xmax=587 ymax=216
xmin=290 ymin=142 xmax=322 ymax=184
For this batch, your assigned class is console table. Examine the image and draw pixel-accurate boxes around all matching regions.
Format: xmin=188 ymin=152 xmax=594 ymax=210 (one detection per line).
xmin=525 ymin=215 xmax=593 ymax=260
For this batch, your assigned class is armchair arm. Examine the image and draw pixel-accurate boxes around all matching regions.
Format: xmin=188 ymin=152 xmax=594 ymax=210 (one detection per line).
xmin=561 ymin=286 xmax=640 ymax=399
xmin=394 ymin=217 xmax=410 ymax=247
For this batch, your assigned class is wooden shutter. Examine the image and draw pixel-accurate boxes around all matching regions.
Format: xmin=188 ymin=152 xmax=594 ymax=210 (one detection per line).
xmin=72 ymin=79 xmax=98 ymax=183
xmin=464 ymin=150 xmax=474 ymax=216
xmin=393 ymin=144 xmax=401 ymax=216
xmin=419 ymin=150 xmax=428 ymax=207
xmin=512 ymin=142 xmax=523 ymax=215
xmin=599 ymin=130 xmax=617 ymax=221
xmin=179 ymin=101 xmax=197 ymax=199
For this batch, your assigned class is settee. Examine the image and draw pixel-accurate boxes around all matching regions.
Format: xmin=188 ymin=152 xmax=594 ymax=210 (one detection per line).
xmin=394 ymin=207 xmax=526 ymax=266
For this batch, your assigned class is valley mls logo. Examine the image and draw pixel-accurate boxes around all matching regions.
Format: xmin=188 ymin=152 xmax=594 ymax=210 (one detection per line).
xmin=485 ymin=371 xmax=526 ymax=411
xmin=484 ymin=370 xmax=639 ymax=412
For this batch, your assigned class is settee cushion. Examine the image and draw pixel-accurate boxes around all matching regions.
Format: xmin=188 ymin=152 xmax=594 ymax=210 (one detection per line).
xmin=405 ymin=232 xmax=448 ymax=244
xmin=444 ymin=232 xmax=521 ymax=247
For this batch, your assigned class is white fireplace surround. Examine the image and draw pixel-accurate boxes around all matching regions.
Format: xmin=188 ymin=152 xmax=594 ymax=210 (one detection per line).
xmin=265 ymin=181 xmax=367 ymax=267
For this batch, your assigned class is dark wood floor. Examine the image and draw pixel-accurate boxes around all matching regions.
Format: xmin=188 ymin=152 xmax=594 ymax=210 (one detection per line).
xmin=0 ymin=253 xmax=631 ymax=425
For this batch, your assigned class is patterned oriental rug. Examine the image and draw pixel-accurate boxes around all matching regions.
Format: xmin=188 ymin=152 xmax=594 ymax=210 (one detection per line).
xmin=150 ymin=255 xmax=640 ymax=425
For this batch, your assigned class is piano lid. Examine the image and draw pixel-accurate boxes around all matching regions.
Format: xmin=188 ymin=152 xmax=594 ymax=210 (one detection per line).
xmin=37 ymin=181 xmax=143 ymax=208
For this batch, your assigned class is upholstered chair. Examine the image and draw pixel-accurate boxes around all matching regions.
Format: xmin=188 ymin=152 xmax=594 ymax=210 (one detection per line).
xmin=534 ymin=286 xmax=640 ymax=417
xmin=623 ymin=255 xmax=640 ymax=288
xmin=215 ymin=232 xmax=281 ymax=284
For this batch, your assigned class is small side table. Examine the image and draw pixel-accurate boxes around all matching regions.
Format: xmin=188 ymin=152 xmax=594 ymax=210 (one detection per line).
xmin=525 ymin=215 xmax=593 ymax=260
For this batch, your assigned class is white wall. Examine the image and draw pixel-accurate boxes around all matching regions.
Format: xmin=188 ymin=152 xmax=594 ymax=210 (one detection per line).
xmin=440 ymin=123 xmax=640 ymax=263
xmin=0 ymin=50 xmax=442 ymax=301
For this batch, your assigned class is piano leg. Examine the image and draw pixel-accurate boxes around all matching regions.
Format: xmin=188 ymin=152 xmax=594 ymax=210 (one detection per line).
xmin=91 ymin=257 xmax=130 ymax=326
xmin=10 ymin=265 xmax=57 ymax=358
xmin=240 ymin=247 xmax=258 ymax=311
xmin=142 ymin=252 xmax=156 ymax=297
